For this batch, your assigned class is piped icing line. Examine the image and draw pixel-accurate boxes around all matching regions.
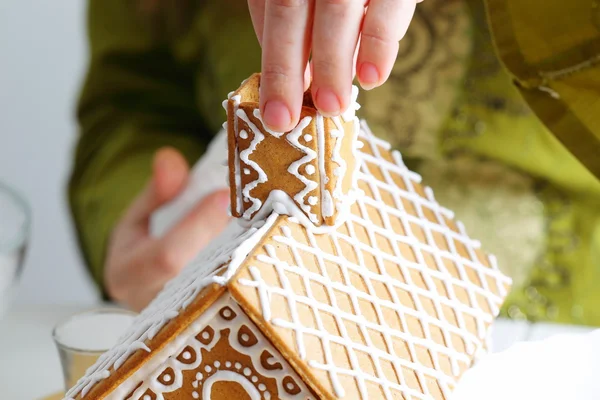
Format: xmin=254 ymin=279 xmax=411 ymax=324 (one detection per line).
xmin=226 ymin=93 xmax=243 ymax=216
xmin=321 ymin=86 xmax=360 ymax=221
xmin=236 ymin=109 xmax=268 ymax=219
xmin=315 ymin=114 xmax=332 ymax=219
xmin=115 ymin=296 xmax=313 ymax=400
xmin=202 ymin=371 xmax=261 ymax=400
xmin=285 ymin=116 xmax=319 ymax=224
xmin=64 ymin=214 xmax=279 ymax=400
xmin=236 ymin=189 xmax=360 ymax=234
xmin=341 ymin=85 xmax=361 ymax=123
xmin=235 ymin=120 xmax=510 ymax=400
xmin=330 ymin=117 xmax=347 ymax=201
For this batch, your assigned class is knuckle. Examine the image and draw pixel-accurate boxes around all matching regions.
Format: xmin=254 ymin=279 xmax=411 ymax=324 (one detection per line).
xmin=312 ymin=58 xmax=339 ymax=79
xmin=262 ymin=63 xmax=292 ymax=79
xmin=270 ymin=0 xmax=309 ymax=8
xmin=361 ymin=27 xmax=396 ymax=46
xmin=321 ymin=0 xmax=353 ymax=5
xmin=261 ymin=64 xmax=294 ymax=94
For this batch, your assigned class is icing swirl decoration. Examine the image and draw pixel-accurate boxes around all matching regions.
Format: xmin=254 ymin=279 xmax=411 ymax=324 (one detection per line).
xmin=119 ymin=297 xmax=313 ymax=400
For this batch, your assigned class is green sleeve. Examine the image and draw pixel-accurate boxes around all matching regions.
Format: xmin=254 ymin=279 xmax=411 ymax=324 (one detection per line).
xmin=68 ymin=0 xmax=210 ymax=294
xmin=485 ymin=0 xmax=600 ymax=180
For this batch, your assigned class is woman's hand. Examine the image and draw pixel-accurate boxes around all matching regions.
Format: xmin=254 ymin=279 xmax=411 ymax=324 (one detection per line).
xmin=248 ymin=0 xmax=420 ymax=132
xmin=105 ymin=148 xmax=230 ymax=312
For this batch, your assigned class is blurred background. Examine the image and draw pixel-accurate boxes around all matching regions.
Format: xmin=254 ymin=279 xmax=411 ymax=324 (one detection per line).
xmin=0 ymin=0 xmax=98 ymax=306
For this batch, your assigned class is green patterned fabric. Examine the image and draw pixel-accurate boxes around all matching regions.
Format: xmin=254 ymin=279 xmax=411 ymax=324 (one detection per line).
xmin=70 ymin=0 xmax=600 ymax=324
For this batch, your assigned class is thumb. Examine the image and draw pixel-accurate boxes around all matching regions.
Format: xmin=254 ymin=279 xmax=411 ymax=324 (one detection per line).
xmin=125 ymin=147 xmax=190 ymax=224
xmin=157 ymin=189 xmax=231 ymax=271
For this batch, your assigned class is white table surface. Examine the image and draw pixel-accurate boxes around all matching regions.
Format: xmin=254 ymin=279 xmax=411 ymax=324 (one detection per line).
xmin=0 ymin=305 xmax=596 ymax=400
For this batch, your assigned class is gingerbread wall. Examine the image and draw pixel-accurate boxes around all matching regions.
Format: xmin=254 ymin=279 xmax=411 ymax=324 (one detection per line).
xmin=118 ymin=295 xmax=315 ymax=400
xmin=225 ymin=73 xmax=360 ymax=228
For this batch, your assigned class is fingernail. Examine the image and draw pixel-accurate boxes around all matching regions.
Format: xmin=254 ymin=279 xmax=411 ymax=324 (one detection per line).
xmin=358 ymin=62 xmax=380 ymax=90
xmin=262 ymin=100 xmax=292 ymax=132
xmin=315 ymin=88 xmax=342 ymax=116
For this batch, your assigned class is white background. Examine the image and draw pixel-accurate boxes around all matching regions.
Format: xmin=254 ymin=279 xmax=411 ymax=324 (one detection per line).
xmin=0 ymin=1 xmax=99 ymax=305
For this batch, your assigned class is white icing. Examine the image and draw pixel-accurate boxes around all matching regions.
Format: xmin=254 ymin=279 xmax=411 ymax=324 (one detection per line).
xmin=329 ymin=122 xmax=346 ymax=201
xmin=341 ymin=85 xmax=361 ymax=122
xmin=237 ymin=190 xmax=356 ymax=235
xmin=285 ymin=116 xmax=319 ymax=223
xmin=227 ymin=85 xmax=361 ymax=230
xmin=315 ymin=87 xmax=361 ymax=222
xmin=315 ymin=114 xmax=328 ymax=215
xmin=111 ymin=296 xmax=313 ymax=400
xmin=231 ymin=94 xmax=243 ymax=216
xmin=202 ymin=371 xmax=261 ymax=400
xmin=237 ymin=109 xmax=268 ymax=219
xmin=244 ymin=168 xmax=251 ymax=175
xmin=235 ymin=121 xmax=511 ymax=399
xmin=64 ymin=215 xmax=278 ymax=399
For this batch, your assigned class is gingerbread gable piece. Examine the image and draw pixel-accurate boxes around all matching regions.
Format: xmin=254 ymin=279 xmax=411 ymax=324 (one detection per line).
xmin=65 ymin=78 xmax=511 ymax=400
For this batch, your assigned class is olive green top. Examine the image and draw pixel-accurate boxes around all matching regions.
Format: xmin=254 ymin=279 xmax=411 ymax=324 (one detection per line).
xmin=69 ymin=0 xmax=600 ymax=325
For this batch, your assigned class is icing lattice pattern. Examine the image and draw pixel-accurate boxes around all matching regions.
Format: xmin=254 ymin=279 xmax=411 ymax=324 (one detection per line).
xmin=234 ymin=122 xmax=511 ymax=399
xmin=66 ymin=121 xmax=509 ymax=400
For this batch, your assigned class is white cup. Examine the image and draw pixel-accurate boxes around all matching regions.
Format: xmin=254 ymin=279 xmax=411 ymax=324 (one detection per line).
xmin=52 ymin=308 xmax=137 ymax=391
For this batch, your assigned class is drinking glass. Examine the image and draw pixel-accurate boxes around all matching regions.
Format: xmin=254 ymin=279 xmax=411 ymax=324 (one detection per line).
xmin=0 ymin=181 xmax=30 ymax=319
xmin=52 ymin=308 xmax=137 ymax=391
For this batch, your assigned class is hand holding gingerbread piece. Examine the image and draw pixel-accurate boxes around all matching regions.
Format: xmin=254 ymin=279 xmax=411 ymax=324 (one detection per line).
xmin=224 ymin=73 xmax=362 ymax=229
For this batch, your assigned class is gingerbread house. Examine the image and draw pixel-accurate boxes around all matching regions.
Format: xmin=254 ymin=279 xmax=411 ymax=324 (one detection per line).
xmin=64 ymin=75 xmax=511 ymax=400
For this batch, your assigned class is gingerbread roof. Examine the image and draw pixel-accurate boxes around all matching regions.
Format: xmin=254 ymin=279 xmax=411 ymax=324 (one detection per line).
xmin=66 ymin=120 xmax=510 ymax=400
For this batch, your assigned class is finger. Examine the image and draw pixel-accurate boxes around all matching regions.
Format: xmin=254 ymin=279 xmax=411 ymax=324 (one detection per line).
xmin=356 ymin=0 xmax=417 ymax=90
xmin=352 ymin=37 xmax=360 ymax=79
xmin=248 ymin=0 xmax=266 ymax=44
xmin=125 ymin=148 xmax=189 ymax=224
xmin=159 ymin=189 xmax=231 ymax=270
xmin=304 ymin=61 xmax=312 ymax=92
xmin=106 ymin=235 xmax=176 ymax=311
xmin=311 ymin=0 xmax=364 ymax=116
xmin=260 ymin=0 xmax=312 ymax=132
